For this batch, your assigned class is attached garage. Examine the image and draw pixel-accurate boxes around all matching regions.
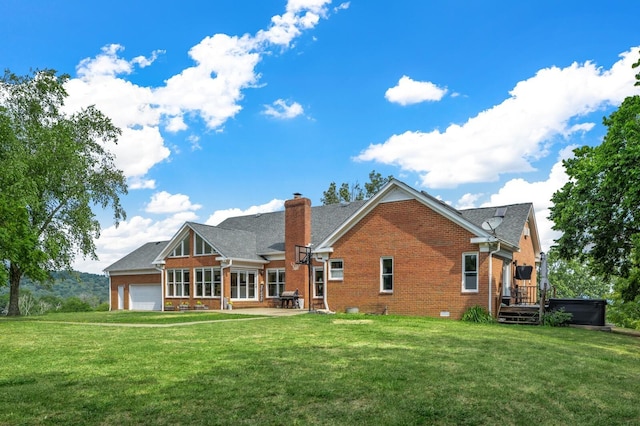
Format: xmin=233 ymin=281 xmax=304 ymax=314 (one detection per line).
xmin=129 ymin=284 xmax=162 ymax=311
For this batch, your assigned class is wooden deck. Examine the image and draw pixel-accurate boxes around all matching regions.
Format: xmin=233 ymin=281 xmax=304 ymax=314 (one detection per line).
xmin=498 ymin=305 xmax=540 ymax=324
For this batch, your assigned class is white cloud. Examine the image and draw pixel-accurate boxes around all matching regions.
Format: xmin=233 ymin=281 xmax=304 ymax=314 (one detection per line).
xmin=467 ymin=145 xmax=576 ymax=253
xmin=358 ymin=47 xmax=640 ymax=188
xmin=455 ymin=192 xmax=484 ymax=210
xmin=62 ymin=2 xmax=334 ymax=188
xmin=205 ymin=199 xmax=285 ymax=225
xmin=334 ymin=2 xmax=350 ymax=12
xmin=263 ymin=99 xmax=305 ymax=119
xmin=73 ymin=212 xmax=199 ymax=274
xmin=128 ymin=177 xmax=156 ymax=190
xmin=385 ymin=75 xmax=448 ymax=105
xmin=146 ymin=191 xmax=203 ymax=214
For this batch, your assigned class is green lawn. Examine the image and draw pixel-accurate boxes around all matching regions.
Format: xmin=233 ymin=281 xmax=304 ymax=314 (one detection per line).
xmin=1 ymin=312 xmax=638 ymax=425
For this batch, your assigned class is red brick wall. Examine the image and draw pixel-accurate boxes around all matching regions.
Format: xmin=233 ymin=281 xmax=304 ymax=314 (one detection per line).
xmin=109 ymin=273 xmax=161 ymax=310
xmin=326 ymin=199 xmax=491 ymax=319
xmin=284 ymin=196 xmax=311 ymax=306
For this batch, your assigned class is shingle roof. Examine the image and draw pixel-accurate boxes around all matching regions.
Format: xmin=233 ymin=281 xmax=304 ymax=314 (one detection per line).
xmin=187 ymin=222 xmax=263 ymax=261
xmin=217 ymin=200 xmax=366 ymax=254
xmin=460 ymin=203 xmax=533 ymax=248
xmin=104 ymin=241 xmax=169 ymax=273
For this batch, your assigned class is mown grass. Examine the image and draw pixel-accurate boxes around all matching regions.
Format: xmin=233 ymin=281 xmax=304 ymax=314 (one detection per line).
xmin=0 ymin=312 xmax=638 ymax=425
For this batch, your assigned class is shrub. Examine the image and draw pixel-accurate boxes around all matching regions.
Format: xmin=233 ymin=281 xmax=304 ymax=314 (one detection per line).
xmin=462 ymin=305 xmax=494 ymax=323
xmin=94 ymin=302 xmax=110 ymax=312
xmin=58 ymin=297 xmax=93 ymax=313
xmin=542 ymin=308 xmax=573 ymax=327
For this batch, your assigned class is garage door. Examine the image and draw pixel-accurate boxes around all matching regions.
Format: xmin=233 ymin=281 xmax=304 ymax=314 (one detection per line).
xmin=129 ymin=284 xmax=162 ymax=311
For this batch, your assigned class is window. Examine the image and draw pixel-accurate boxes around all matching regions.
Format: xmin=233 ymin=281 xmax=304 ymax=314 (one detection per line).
xmin=166 ymin=269 xmax=190 ymax=297
xmin=313 ymin=268 xmax=324 ymax=298
xmin=194 ymin=234 xmax=215 ymax=256
xmin=170 ymin=235 xmax=190 ymax=257
xmin=463 ymin=253 xmax=478 ymax=292
xmin=381 ymin=257 xmax=393 ymax=292
xmin=230 ymin=270 xmax=257 ymax=300
xmin=267 ymin=269 xmax=285 ymax=298
xmin=194 ymin=268 xmax=221 ymax=298
xmin=329 ymin=260 xmax=343 ymax=280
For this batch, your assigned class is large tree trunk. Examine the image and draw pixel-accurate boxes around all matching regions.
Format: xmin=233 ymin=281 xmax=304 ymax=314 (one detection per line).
xmin=7 ymin=262 xmax=22 ymax=316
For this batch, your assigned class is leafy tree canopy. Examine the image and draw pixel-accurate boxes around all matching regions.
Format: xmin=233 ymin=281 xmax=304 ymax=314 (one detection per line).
xmin=0 ymin=69 xmax=127 ymax=315
xmin=321 ymin=170 xmax=392 ymax=205
xmin=549 ymin=94 xmax=640 ymax=302
xmin=545 ymin=248 xmax=611 ymax=299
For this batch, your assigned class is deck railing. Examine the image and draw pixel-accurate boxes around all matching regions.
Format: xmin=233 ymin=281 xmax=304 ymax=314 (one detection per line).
xmin=511 ymin=285 xmax=538 ymax=305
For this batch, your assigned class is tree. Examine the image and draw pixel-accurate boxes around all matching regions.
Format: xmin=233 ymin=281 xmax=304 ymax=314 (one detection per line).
xmin=321 ymin=170 xmax=392 ymax=205
xmin=549 ymin=94 xmax=640 ymax=302
xmin=0 ymin=70 xmax=127 ymax=316
xmin=546 ymin=248 xmax=610 ymax=299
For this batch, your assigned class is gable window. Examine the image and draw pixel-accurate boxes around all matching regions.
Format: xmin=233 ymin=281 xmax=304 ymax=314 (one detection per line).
xmin=267 ymin=269 xmax=285 ymax=298
xmin=194 ymin=234 xmax=215 ymax=256
xmin=329 ymin=260 xmax=343 ymax=280
xmin=230 ymin=270 xmax=257 ymax=300
xmin=166 ymin=269 xmax=190 ymax=297
xmin=463 ymin=253 xmax=479 ymax=292
xmin=170 ymin=235 xmax=190 ymax=257
xmin=313 ymin=268 xmax=324 ymax=298
xmin=380 ymin=257 xmax=393 ymax=293
xmin=194 ymin=267 xmax=221 ymax=298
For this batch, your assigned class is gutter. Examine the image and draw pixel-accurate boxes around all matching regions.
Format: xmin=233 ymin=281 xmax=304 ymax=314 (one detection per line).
xmin=220 ymin=259 xmax=233 ymax=310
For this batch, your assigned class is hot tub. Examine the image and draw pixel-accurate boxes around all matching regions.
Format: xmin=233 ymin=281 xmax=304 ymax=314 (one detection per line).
xmin=547 ymin=298 xmax=607 ymax=326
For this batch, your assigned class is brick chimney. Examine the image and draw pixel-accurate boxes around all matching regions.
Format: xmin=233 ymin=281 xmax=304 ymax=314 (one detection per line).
xmin=285 ymin=193 xmax=311 ymax=307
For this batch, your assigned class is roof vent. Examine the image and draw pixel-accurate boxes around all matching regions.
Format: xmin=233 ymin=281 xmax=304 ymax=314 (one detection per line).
xmin=293 ymin=192 xmax=302 ymax=199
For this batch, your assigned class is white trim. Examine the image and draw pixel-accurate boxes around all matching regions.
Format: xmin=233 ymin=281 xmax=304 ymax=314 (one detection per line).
xmin=380 ymin=257 xmax=394 ymax=293
xmin=266 ymin=268 xmax=286 ymax=298
xmin=316 ymin=179 xmax=494 ymax=252
xmin=462 ymin=252 xmax=479 ymax=293
xmin=229 ymin=269 xmax=259 ymax=301
xmin=328 ymin=259 xmax=344 ymax=281
xmin=313 ymin=267 xmax=324 ymax=299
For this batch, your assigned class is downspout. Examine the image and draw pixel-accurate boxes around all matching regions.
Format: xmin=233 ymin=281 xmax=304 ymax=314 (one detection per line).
xmin=154 ymin=261 xmax=165 ymax=311
xmin=488 ymin=242 xmax=500 ymax=316
xmin=220 ymin=259 xmax=233 ymax=310
xmin=323 ymin=259 xmax=329 ymax=311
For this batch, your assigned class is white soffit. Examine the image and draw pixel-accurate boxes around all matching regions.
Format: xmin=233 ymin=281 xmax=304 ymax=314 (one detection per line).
xmin=379 ymin=187 xmax=412 ymax=203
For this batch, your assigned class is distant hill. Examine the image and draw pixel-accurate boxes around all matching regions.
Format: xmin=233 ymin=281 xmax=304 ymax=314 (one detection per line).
xmin=0 ymin=271 xmax=109 ymax=304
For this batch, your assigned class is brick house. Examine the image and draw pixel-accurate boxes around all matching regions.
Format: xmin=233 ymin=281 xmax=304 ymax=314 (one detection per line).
xmin=105 ymin=179 xmax=540 ymax=319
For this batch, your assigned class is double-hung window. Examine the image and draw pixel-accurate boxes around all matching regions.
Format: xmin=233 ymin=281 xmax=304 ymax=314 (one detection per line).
xmin=380 ymin=257 xmax=393 ymax=292
xmin=267 ymin=269 xmax=285 ymax=298
xmin=313 ymin=268 xmax=324 ymax=298
xmin=194 ymin=267 xmax=221 ymax=297
xmin=166 ymin=269 xmax=190 ymax=297
xmin=462 ymin=253 xmax=479 ymax=292
xmin=329 ymin=260 xmax=343 ymax=280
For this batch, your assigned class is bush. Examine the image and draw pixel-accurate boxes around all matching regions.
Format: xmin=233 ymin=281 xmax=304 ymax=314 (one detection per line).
xmin=94 ymin=302 xmax=110 ymax=312
xmin=462 ymin=305 xmax=494 ymax=323
xmin=542 ymin=308 xmax=573 ymax=327
xmin=58 ymin=297 xmax=93 ymax=313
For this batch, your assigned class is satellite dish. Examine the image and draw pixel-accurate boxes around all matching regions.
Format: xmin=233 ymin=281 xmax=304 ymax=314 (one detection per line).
xmin=481 ymin=216 xmax=503 ymax=232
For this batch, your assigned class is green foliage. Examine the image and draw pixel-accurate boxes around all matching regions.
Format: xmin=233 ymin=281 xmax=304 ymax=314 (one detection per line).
xmin=461 ymin=305 xmax=494 ymax=323
xmin=321 ymin=170 xmax=392 ymax=205
xmin=550 ymin=95 xmax=640 ymax=302
xmin=0 ymin=69 xmax=127 ymax=315
xmin=541 ymin=308 xmax=573 ymax=327
xmin=607 ymin=295 xmax=640 ymax=330
xmin=546 ymin=248 xmax=611 ymax=299
xmin=58 ymin=297 xmax=93 ymax=313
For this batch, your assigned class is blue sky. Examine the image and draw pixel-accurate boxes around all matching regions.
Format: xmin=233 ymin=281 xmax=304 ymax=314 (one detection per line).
xmin=2 ymin=1 xmax=639 ymax=273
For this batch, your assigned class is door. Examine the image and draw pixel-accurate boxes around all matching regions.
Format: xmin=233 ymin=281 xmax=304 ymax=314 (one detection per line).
xmin=129 ymin=284 xmax=162 ymax=311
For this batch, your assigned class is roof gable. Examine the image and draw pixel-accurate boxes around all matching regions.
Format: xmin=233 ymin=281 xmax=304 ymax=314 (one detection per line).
xmin=316 ymin=179 xmax=493 ymax=250
xmin=104 ymin=241 xmax=168 ymax=273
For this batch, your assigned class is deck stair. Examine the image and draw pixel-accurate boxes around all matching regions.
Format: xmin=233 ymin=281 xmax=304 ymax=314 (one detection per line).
xmin=498 ymin=305 xmax=540 ymax=324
